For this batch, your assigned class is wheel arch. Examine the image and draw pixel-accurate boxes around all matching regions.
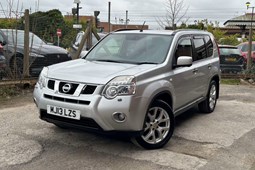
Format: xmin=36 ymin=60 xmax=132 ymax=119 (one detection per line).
xmin=9 ymin=52 xmax=24 ymax=65
xmin=149 ymin=90 xmax=173 ymax=111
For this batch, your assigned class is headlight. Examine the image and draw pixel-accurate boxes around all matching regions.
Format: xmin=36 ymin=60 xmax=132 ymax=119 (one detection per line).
xmin=38 ymin=67 xmax=48 ymax=89
xmin=103 ymin=76 xmax=136 ymax=99
xmin=30 ymin=52 xmax=45 ymax=58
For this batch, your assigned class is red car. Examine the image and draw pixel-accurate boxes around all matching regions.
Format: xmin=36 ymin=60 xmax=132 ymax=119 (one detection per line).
xmin=237 ymin=42 xmax=255 ymax=63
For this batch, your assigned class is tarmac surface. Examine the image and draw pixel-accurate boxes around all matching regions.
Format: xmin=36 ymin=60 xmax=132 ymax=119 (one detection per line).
xmin=0 ymin=84 xmax=254 ymax=170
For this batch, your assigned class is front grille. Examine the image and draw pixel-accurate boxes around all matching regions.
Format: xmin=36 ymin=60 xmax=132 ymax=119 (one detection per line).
xmin=48 ymin=80 xmax=55 ymax=90
xmin=44 ymin=94 xmax=90 ymax=105
xmin=59 ymin=82 xmax=79 ymax=95
xmin=81 ymin=85 xmax=97 ymax=94
xmin=46 ymin=79 xmax=97 ymax=96
xmin=40 ymin=110 xmax=102 ymax=130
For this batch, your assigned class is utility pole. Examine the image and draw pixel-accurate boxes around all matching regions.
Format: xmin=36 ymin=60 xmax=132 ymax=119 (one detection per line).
xmin=73 ymin=0 xmax=82 ymax=31
xmin=23 ymin=9 xmax=30 ymax=78
xmin=76 ymin=2 xmax=80 ymax=24
xmin=108 ymin=1 xmax=111 ymax=32
xmin=246 ymin=2 xmax=254 ymax=72
xmin=125 ymin=10 xmax=128 ymax=28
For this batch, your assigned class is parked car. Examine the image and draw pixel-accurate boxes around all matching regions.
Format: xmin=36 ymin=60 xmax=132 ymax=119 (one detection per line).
xmin=33 ymin=29 xmax=220 ymax=149
xmin=237 ymin=42 xmax=255 ymax=63
xmin=0 ymin=44 xmax=6 ymax=79
xmin=219 ymin=45 xmax=245 ymax=73
xmin=70 ymin=31 xmax=106 ymax=58
xmin=0 ymin=29 xmax=72 ymax=77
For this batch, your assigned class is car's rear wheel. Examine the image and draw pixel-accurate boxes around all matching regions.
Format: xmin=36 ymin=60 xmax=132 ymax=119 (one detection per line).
xmin=198 ymin=80 xmax=218 ymax=113
xmin=133 ymin=100 xmax=174 ymax=149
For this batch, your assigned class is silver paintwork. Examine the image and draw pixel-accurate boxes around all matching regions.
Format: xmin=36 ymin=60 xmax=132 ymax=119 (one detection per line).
xmin=33 ymin=29 xmax=220 ymax=132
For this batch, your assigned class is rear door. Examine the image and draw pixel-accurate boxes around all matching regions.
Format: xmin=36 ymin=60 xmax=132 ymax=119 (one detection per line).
xmin=191 ymin=35 xmax=211 ymax=98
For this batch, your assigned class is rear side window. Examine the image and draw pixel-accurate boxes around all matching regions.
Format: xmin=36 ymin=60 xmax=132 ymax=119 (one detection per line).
xmin=204 ymin=35 xmax=213 ymax=57
xmin=193 ymin=36 xmax=207 ymax=61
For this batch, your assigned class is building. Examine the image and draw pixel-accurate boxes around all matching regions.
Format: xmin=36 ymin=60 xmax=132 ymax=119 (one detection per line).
xmin=224 ymin=13 xmax=254 ymax=38
xmin=64 ymin=15 xmax=149 ymax=32
xmin=98 ymin=22 xmax=149 ymax=32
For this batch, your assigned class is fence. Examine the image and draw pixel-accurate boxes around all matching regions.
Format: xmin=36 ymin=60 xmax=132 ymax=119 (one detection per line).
xmin=0 ymin=12 xmax=99 ymax=84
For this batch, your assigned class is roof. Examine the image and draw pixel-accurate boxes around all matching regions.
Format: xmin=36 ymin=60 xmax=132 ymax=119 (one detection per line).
xmin=112 ymin=29 xmax=208 ymax=35
xmin=112 ymin=29 xmax=174 ymax=35
xmin=224 ymin=13 xmax=255 ymax=27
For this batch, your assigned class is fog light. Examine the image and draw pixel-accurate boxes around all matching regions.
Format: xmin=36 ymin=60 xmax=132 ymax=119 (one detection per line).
xmin=112 ymin=112 xmax=126 ymax=122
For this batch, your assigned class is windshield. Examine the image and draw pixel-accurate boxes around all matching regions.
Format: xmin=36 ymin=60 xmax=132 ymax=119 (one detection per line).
xmin=85 ymin=33 xmax=173 ymax=64
xmin=3 ymin=30 xmax=46 ymax=46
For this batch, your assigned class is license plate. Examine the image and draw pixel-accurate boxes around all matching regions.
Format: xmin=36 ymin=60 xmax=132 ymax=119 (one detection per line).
xmin=47 ymin=105 xmax=81 ymax=120
xmin=225 ymin=57 xmax=236 ymax=62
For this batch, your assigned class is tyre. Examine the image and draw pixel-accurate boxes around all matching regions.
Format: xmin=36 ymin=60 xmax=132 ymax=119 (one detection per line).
xmin=133 ymin=100 xmax=174 ymax=149
xmin=198 ymin=80 xmax=218 ymax=113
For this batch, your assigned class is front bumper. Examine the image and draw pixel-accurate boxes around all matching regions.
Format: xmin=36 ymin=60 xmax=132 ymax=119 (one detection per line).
xmin=33 ymin=82 xmax=148 ymax=133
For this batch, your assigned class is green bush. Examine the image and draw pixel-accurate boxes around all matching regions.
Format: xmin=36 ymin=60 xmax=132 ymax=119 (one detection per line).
xmin=0 ymin=86 xmax=20 ymax=98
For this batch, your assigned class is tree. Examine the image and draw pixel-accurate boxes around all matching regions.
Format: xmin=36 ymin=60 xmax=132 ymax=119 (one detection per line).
xmin=18 ymin=9 xmax=65 ymax=44
xmin=218 ymin=34 xmax=240 ymax=46
xmin=0 ymin=18 xmax=16 ymax=29
xmin=157 ymin=0 xmax=189 ymax=30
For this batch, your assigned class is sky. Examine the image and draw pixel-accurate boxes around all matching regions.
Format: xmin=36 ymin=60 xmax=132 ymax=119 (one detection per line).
xmin=0 ymin=0 xmax=251 ymax=29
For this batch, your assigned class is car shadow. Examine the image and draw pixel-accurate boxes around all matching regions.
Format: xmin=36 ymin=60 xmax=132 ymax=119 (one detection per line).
xmin=51 ymin=106 xmax=205 ymax=149
xmin=174 ymin=107 xmax=200 ymax=127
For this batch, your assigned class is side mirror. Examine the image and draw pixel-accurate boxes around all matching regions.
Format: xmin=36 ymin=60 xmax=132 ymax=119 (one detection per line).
xmin=177 ymin=56 xmax=192 ymax=67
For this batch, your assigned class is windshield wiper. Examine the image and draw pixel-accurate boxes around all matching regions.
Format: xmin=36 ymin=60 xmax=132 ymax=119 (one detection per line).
xmin=136 ymin=62 xmax=158 ymax=65
xmin=92 ymin=59 xmax=124 ymax=63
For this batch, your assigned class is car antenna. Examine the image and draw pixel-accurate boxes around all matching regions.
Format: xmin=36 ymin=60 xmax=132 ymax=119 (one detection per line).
xmin=140 ymin=21 xmax=146 ymax=32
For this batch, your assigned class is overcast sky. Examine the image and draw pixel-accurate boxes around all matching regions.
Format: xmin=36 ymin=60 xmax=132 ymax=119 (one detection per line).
xmin=0 ymin=0 xmax=250 ymax=29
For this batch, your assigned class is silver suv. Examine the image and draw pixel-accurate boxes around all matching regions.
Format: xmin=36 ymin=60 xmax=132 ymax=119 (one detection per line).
xmin=33 ymin=29 xmax=220 ymax=149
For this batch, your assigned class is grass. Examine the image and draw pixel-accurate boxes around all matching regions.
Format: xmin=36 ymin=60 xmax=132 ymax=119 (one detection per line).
xmin=0 ymin=86 xmax=20 ymax=99
xmin=221 ymin=79 xmax=240 ymax=85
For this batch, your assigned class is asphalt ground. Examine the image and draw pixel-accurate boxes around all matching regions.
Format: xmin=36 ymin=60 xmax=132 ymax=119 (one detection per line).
xmin=0 ymin=84 xmax=254 ymax=170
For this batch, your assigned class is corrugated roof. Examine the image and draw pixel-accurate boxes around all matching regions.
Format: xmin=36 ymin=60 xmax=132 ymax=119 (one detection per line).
xmin=224 ymin=13 xmax=255 ymax=26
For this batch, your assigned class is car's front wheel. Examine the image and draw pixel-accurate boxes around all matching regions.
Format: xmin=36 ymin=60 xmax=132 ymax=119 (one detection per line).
xmin=133 ymin=100 xmax=174 ymax=149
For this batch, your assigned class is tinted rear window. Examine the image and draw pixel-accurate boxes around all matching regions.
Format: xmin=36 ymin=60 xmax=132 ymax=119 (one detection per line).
xmin=193 ymin=37 xmax=207 ymax=60
xmin=219 ymin=47 xmax=241 ymax=55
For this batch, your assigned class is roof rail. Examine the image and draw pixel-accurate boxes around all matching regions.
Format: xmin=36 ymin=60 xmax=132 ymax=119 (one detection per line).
xmin=173 ymin=29 xmax=206 ymax=34
xmin=114 ymin=28 xmax=139 ymax=32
